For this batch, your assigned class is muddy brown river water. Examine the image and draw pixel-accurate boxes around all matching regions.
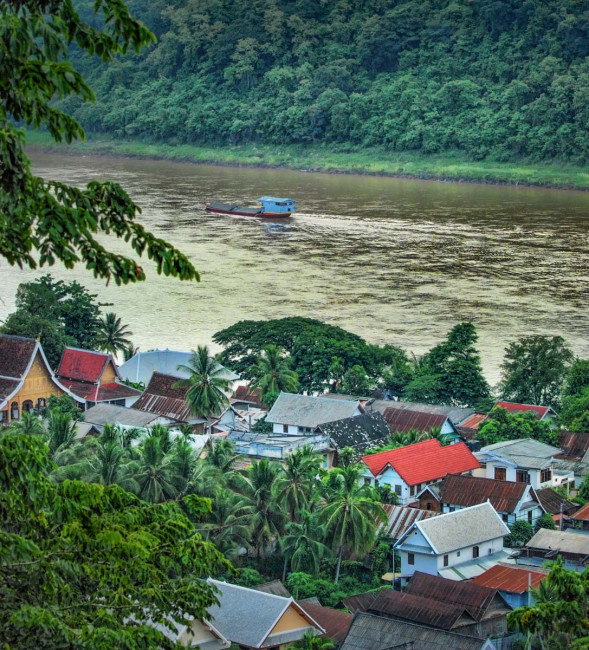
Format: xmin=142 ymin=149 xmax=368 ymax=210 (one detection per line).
xmin=1 ymin=151 xmax=588 ymax=384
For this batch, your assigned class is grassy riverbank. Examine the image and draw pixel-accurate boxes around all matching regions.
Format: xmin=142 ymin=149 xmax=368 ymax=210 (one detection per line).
xmin=26 ymin=131 xmax=589 ymax=190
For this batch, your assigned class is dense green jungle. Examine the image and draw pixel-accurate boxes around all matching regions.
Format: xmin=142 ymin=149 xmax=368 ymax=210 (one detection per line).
xmin=62 ymin=0 xmax=589 ymax=163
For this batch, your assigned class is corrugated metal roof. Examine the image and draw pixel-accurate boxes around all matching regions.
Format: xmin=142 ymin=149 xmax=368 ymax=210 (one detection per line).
xmin=438 ymin=474 xmax=529 ymax=513
xmin=380 ymin=504 xmax=439 ymax=539
xmin=383 ymin=408 xmax=451 ymax=434
xmin=570 ymin=502 xmax=589 ymax=521
xmin=297 ymin=601 xmax=353 ymax=645
xmin=341 ymin=590 xmax=385 ymax=615
xmin=526 ymin=528 xmax=589 ymax=555
xmin=557 ymin=430 xmax=589 ymax=461
xmin=406 ymin=572 xmax=504 ymax=622
xmin=495 ymin=402 xmax=552 ymax=419
xmin=57 ymin=347 xmax=111 ymax=383
xmin=318 ymin=412 xmax=391 ymax=452
xmin=83 ymin=402 xmax=172 ymax=428
xmin=472 ymin=565 xmax=547 ymax=594
xmin=133 ymin=392 xmax=192 ymax=422
xmin=266 ymin=392 xmax=361 ymax=428
xmin=536 ymin=488 xmax=578 ymax=515
xmin=362 ymin=439 xmax=480 ymax=485
xmin=340 ymin=613 xmax=488 ymax=650
xmin=479 ymin=439 xmax=561 ymax=469
xmin=367 ymin=590 xmax=470 ymax=631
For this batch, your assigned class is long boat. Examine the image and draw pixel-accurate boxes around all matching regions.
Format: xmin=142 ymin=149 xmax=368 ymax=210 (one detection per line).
xmin=206 ymin=196 xmax=296 ymax=218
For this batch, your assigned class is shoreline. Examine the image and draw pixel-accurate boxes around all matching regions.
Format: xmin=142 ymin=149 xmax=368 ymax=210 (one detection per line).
xmin=25 ymin=131 xmax=589 ymax=191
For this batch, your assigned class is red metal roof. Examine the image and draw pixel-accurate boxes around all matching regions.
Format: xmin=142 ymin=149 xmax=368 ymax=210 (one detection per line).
xmin=472 ymin=565 xmax=546 ymax=594
xmin=382 ymin=408 xmax=449 ymax=434
xmin=361 ymin=439 xmax=480 ymax=486
xmin=571 ymin=502 xmax=589 ymax=521
xmin=60 ymin=380 xmax=141 ymax=402
xmin=57 ymin=347 xmax=111 ymax=383
xmin=297 ymin=601 xmax=353 ymax=644
xmin=460 ymin=413 xmax=488 ymax=430
xmin=438 ymin=474 xmax=529 ymax=513
xmin=495 ymin=401 xmax=550 ymax=419
xmin=0 ymin=335 xmax=37 ymax=378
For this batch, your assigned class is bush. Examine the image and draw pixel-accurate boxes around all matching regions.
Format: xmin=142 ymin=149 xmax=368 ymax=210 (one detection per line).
xmin=505 ymin=521 xmax=534 ymax=548
xmin=534 ymin=513 xmax=557 ymax=533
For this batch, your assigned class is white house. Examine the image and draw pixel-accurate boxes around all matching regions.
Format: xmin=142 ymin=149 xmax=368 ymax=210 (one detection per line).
xmin=394 ymin=502 xmax=510 ymax=581
xmin=265 ymin=392 xmax=362 ymax=436
xmin=360 ymin=439 xmax=480 ymax=506
xmin=474 ymin=439 xmax=574 ymax=490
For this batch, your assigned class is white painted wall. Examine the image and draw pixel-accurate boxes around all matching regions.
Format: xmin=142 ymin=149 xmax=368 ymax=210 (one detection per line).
xmin=477 ymin=460 xmax=556 ymax=490
xmin=361 ymin=466 xmax=413 ymax=505
xmin=441 ymin=503 xmax=544 ymax=526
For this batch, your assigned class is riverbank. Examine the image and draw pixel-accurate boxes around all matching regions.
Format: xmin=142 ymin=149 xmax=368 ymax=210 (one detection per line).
xmin=25 ymin=131 xmax=589 ymax=190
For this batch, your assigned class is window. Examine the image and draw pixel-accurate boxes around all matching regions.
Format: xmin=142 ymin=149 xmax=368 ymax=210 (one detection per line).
xmin=408 ymin=553 xmax=415 ymax=566
xmin=494 ymin=467 xmax=507 ymax=481
xmin=364 ymin=478 xmax=371 ymax=486
xmin=541 ymin=468 xmax=552 ymax=483
xmin=443 ymin=554 xmax=449 ymax=567
xmin=410 ymin=485 xmax=415 ymax=496
xmin=395 ymin=485 xmax=402 ymax=496
xmin=456 ymin=551 xmax=461 ymax=557
xmin=11 ymin=402 xmax=19 ymax=421
xmin=528 ymin=510 xmax=533 ymax=524
xmin=516 ymin=470 xmax=530 ymax=484
xmin=472 ymin=546 xmax=479 ymax=559
xmin=426 ymin=502 xmax=432 ymax=511
xmin=282 ymin=424 xmax=288 ymax=433
xmin=502 ymin=514 xmax=509 ymax=522
xmin=22 ymin=400 xmax=33 ymax=413
xmin=374 ymin=479 xmax=379 ymax=487
xmin=36 ymin=398 xmax=46 ymax=410
xmin=488 ymin=547 xmax=493 ymax=555
xmin=449 ymin=506 xmax=455 ymax=512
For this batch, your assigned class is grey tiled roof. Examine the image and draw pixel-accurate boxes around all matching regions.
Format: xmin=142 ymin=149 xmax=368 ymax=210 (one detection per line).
xmin=83 ymin=402 xmax=172 ymax=428
xmin=526 ymin=528 xmax=589 ymax=555
xmin=398 ymin=503 xmax=510 ymax=555
xmin=480 ymin=438 xmax=561 ymax=469
xmin=206 ymin=579 xmax=320 ymax=648
xmin=266 ymin=392 xmax=360 ymax=428
xmin=317 ymin=412 xmax=391 ymax=452
xmin=340 ymin=613 xmax=488 ymax=650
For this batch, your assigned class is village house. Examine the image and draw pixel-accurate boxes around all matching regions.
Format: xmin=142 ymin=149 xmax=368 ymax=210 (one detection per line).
xmin=394 ymin=502 xmax=510 ymax=581
xmin=315 ymin=411 xmax=391 ymax=459
xmin=266 ymin=392 xmax=363 ymax=436
xmin=494 ymin=401 xmax=558 ymax=424
xmin=340 ymin=612 xmax=495 ymax=650
xmin=355 ymin=571 xmax=511 ymax=641
xmin=212 ymin=404 xmax=267 ymax=434
xmin=132 ymin=371 xmax=208 ymax=431
xmin=231 ymin=385 xmax=265 ymax=411
xmin=536 ymin=487 xmax=578 ymax=520
xmin=204 ymin=579 xmax=324 ymax=649
xmin=472 ymin=564 xmax=547 ymax=609
xmin=458 ymin=413 xmax=489 ymax=440
xmin=0 ymin=334 xmax=84 ymax=424
xmin=382 ymin=407 xmax=462 ymax=444
xmin=474 ymin=439 xmax=575 ymax=490
xmin=297 ymin=600 xmax=353 ymax=648
xmin=518 ymin=528 xmax=589 ymax=571
xmin=554 ymin=430 xmax=589 ymax=487
xmin=118 ymin=348 xmax=239 ymax=389
xmin=565 ymin=502 xmax=589 ymax=531
xmin=56 ymin=346 xmax=142 ymax=409
xmin=227 ymin=430 xmax=336 ymax=469
xmin=360 ymin=439 xmax=480 ymax=506
xmin=417 ymin=473 xmax=545 ymax=525
xmin=378 ymin=504 xmax=439 ymax=542
xmin=77 ymin=402 xmax=180 ymax=437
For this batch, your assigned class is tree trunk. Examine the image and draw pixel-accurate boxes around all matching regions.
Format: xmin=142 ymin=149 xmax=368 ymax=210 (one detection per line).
xmin=282 ymin=556 xmax=288 ymax=583
xmin=334 ymin=546 xmax=344 ymax=583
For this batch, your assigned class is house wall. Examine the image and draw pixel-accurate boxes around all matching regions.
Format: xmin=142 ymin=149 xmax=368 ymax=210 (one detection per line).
xmin=100 ymin=361 xmax=117 ymax=384
xmin=270 ymin=606 xmax=311 ymax=634
xmin=397 ymin=528 xmax=438 ymax=577
xmin=435 ymin=537 xmax=504 ymax=571
xmin=361 ymin=466 xmax=413 ymax=505
xmin=271 ymin=407 xmax=362 ymax=436
xmin=2 ymin=352 xmax=68 ymax=423
xmin=477 ymin=461 xmax=551 ymax=490
xmin=441 ymin=503 xmax=544 ymax=526
xmin=417 ymin=491 xmax=442 ymax=512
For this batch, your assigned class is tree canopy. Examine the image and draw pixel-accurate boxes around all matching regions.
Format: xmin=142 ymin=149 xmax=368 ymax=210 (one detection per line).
xmin=477 ymin=407 xmax=559 ymax=447
xmin=0 ymin=432 xmax=231 ymax=648
xmin=0 ymin=0 xmax=198 ymax=284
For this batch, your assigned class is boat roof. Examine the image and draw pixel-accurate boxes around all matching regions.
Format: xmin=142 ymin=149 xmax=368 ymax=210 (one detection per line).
xmin=257 ymin=196 xmax=295 ymax=203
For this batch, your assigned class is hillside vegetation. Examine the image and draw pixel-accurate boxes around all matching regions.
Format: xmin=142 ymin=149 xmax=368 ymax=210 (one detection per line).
xmin=62 ymin=0 xmax=589 ymax=164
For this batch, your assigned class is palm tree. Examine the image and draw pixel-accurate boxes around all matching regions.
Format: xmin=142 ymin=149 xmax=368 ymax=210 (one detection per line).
xmin=251 ymin=345 xmax=298 ymax=401
xmin=281 ymin=509 xmax=330 ymax=579
xmin=121 ymin=343 xmax=139 ymax=362
xmin=174 ymin=346 xmax=230 ymax=423
xmin=206 ymin=438 xmax=239 ymax=473
xmin=46 ymin=409 xmax=78 ymax=462
xmin=95 ymin=312 xmax=133 ymax=356
xmin=289 ymin=631 xmax=334 ymax=650
xmin=233 ymin=459 xmax=285 ymax=565
xmin=318 ymin=464 xmax=386 ymax=583
xmin=185 ymin=459 xmax=222 ymax=499
xmin=275 ymin=446 xmax=320 ymax=521
xmin=198 ymin=488 xmax=254 ymax=560
xmin=131 ymin=436 xmax=181 ymax=503
xmin=9 ymin=411 xmax=46 ymax=436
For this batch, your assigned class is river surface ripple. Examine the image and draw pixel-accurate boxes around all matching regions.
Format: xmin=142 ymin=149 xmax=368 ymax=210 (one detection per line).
xmin=1 ymin=151 xmax=588 ymax=384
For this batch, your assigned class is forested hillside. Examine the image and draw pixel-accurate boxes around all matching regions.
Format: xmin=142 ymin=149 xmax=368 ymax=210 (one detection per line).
xmin=64 ymin=0 xmax=589 ymax=161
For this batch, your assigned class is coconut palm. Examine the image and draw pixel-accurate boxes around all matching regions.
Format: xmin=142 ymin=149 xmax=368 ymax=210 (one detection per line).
xmin=281 ymin=509 xmax=330 ymax=578
xmin=9 ymin=411 xmax=46 ymax=436
xmin=174 ymin=345 xmax=230 ymax=422
xmin=185 ymin=459 xmax=222 ymax=499
xmin=46 ymin=409 xmax=78 ymax=462
xmin=131 ymin=436 xmax=181 ymax=503
xmin=290 ymin=631 xmax=334 ymax=650
xmin=251 ymin=345 xmax=298 ymax=401
xmin=233 ymin=459 xmax=285 ymax=564
xmin=318 ymin=464 xmax=387 ymax=583
xmin=198 ymin=488 xmax=254 ymax=560
xmin=206 ymin=438 xmax=238 ymax=473
xmin=95 ymin=312 xmax=133 ymax=356
xmin=121 ymin=343 xmax=139 ymax=362
xmin=275 ymin=446 xmax=321 ymax=521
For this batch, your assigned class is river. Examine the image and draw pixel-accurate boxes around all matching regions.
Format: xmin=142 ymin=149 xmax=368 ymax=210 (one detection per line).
xmin=2 ymin=151 xmax=588 ymax=384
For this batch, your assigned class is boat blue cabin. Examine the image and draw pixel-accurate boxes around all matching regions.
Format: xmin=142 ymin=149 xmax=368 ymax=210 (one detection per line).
xmin=257 ymin=196 xmax=296 ymax=214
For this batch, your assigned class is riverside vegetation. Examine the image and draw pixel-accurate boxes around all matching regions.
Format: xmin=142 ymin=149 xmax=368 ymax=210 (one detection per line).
xmin=44 ymin=0 xmax=589 ymax=187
